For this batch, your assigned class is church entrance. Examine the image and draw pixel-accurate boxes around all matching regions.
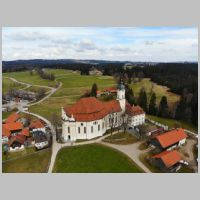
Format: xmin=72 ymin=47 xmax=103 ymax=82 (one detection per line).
xmin=68 ymin=135 xmax=71 ymax=140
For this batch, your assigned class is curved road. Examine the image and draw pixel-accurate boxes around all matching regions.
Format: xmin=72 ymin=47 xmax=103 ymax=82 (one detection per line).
xmin=4 ymin=76 xmax=62 ymax=106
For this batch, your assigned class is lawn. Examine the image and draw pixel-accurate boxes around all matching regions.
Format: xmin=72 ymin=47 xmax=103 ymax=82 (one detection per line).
xmin=3 ymin=71 xmax=57 ymax=87
xmin=103 ymin=131 xmax=139 ymax=145
xmin=2 ymin=148 xmax=51 ymax=173
xmin=24 ymin=85 xmax=50 ymax=93
xmin=28 ymin=96 xmax=78 ymax=120
xmin=146 ymin=114 xmax=198 ymax=133
xmin=2 ymin=111 xmax=15 ymax=120
xmin=53 ymin=143 xmax=144 ymax=173
xmin=130 ymin=78 xmax=180 ymax=107
xmin=2 ymin=77 xmax=24 ymax=94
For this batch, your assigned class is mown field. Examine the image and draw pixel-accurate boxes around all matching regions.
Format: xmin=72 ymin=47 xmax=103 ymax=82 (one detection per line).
xmin=130 ymin=78 xmax=180 ymax=106
xmin=53 ymin=144 xmax=143 ymax=173
xmin=3 ymin=71 xmax=57 ymax=87
xmin=146 ymin=114 xmax=197 ymax=133
xmin=2 ymin=77 xmax=24 ymax=94
xmin=2 ymin=149 xmax=51 ymax=173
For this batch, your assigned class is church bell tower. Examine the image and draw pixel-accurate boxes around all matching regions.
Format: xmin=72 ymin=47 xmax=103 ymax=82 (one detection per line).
xmin=117 ymin=80 xmax=126 ymax=112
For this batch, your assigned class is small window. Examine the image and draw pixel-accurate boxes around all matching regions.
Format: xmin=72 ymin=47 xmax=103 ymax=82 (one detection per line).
xmin=91 ymin=126 xmax=93 ymax=133
xmin=81 ymin=123 xmax=83 ymax=126
xmin=102 ymin=122 xmax=104 ymax=129
xmin=84 ymin=127 xmax=86 ymax=134
xmin=78 ymin=127 xmax=80 ymax=134
xmin=98 ymin=124 xmax=100 ymax=131
xmin=68 ymin=127 xmax=70 ymax=133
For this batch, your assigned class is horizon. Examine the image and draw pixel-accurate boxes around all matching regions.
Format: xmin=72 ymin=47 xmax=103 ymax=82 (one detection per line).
xmin=2 ymin=27 xmax=198 ymax=62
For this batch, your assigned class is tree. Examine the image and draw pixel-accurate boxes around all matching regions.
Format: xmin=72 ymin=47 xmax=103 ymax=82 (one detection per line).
xmin=138 ymin=87 xmax=147 ymax=112
xmin=108 ymin=110 xmax=115 ymax=140
xmin=148 ymin=92 xmax=157 ymax=115
xmin=36 ymin=88 xmax=46 ymax=100
xmin=138 ymin=71 xmax=144 ymax=81
xmin=50 ymin=113 xmax=62 ymax=142
xmin=90 ymin=83 xmax=98 ymax=97
xmin=125 ymin=85 xmax=136 ymax=105
xmin=121 ymin=113 xmax=130 ymax=133
xmin=158 ymin=96 xmax=169 ymax=117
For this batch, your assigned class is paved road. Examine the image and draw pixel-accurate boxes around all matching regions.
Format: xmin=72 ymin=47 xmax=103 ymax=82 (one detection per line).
xmin=28 ymin=82 xmax=62 ymax=106
xmin=5 ymin=76 xmax=62 ymax=107
xmin=99 ymin=141 xmax=151 ymax=173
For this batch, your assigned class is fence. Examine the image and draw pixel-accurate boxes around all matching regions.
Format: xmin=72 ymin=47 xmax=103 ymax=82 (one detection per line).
xmin=146 ymin=118 xmax=168 ymax=131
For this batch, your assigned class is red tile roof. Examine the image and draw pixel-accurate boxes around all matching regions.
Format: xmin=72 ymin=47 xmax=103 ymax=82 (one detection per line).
xmin=155 ymin=128 xmax=187 ymax=148
xmin=152 ymin=150 xmax=181 ymax=168
xmin=3 ymin=122 xmax=23 ymax=133
xmin=126 ymin=103 xmax=145 ymax=116
xmin=20 ymin=128 xmax=30 ymax=136
xmin=8 ymin=134 xmax=26 ymax=146
xmin=30 ymin=120 xmax=45 ymax=129
xmin=5 ymin=112 xmax=20 ymax=123
xmin=64 ymin=97 xmax=121 ymax=122
xmin=2 ymin=125 xmax=11 ymax=137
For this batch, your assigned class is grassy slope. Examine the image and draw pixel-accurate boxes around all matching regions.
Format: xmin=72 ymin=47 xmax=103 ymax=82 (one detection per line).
xmin=2 ymin=77 xmax=24 ymax=94
xmin=130 ymin=78 xmax=180 ymax=106
xmin=53 ymin=144 xmax=143 ymax=173
xmin=146 ymin=114 xmax=197 ymax=133
xmin=3 ymin=71 xmax=56 ymax=87
xmin=2 ymin=149 xmax=51 ymax=173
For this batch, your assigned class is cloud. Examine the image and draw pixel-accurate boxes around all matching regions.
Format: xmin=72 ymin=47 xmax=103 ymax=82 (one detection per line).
xmin=2 ymin=27 xmax=198 ymax=62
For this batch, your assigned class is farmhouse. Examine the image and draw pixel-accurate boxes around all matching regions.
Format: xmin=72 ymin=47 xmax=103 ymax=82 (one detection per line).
xmin=61 ymin=82 xmax=145 ymax=141
xmin=150 ymin=128 xmax=187 ymax=151
xmin=151 ymin=150 xmax=182 ymax=172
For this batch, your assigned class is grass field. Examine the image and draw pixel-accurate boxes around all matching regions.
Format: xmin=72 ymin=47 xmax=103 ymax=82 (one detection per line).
xmin=2 ymin=77 xmax=24 ymax=94
xmin=130 ymin=78 xmax=180 ymax=106
xmin=146 ymin=114 xmax=198 ymax=133
xmin=104 ymin=132 xmax=139 ymax=145
xmin=53 ymin=144 xmax=143 ymax=173
xmin=3 ymin=71 xmax=57 ymax=87
xmin=29 ymin=96 xmax=78 ymax=120
xmin=2 ymin=148 xmax=51 ymax=173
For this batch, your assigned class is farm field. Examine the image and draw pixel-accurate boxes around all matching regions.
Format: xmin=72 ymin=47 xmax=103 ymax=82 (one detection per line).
xmin=28 ymin=96 xmax=78 ymax=120
xmin=53 ymin=143 xmax=144 ymax=173
xmin=146 ymin=114 xmax=197 ymax=133
xmin=2 ymin=77 xmax=24 ymax=94
xmin=2 ymin=148 xmax=51 ymax=173
xmin=3 ymin=71 xmax=57 ymax=87
xmin=130 ymin=78 xmax=180 ymax=106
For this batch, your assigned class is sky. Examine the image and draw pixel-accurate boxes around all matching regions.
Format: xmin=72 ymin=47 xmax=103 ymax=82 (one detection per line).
xmin=2 ymin=27 xmax=198 ymax=62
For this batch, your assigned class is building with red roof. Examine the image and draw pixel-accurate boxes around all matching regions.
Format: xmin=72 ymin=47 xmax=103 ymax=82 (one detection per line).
xmin=62 ymin=82 xmax=145 ymax=141
xmin=150 ymin=128 xmax=187 ymax=150
xmin=5 ymin=112 xmax=20 ymax=123
xmin=151 ymin=150 xmax=182 ymax=171
xmin=30 ymin=120 xmax=45 ymax=132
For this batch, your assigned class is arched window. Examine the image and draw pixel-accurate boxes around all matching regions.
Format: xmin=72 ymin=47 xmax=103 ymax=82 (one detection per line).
xmin=84 ymin=127 xmax=86 ymax=134
xmin=68 ymin=127 xmax=70 ymax=133
xmin=98 ymin=124 xmax=100 ymax=131
xmin=78 ymin=127 xmax=80 ymax=134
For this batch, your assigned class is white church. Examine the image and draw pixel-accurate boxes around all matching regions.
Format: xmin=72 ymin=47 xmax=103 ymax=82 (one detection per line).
xmin=61 ymin=82 xmax=145 ymax=141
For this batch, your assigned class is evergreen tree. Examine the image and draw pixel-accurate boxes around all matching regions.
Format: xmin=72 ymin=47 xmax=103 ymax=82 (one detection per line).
xmin=175 ymin=94 xmax=187 ymax=120
xmin=138 ymin=87 xmax=147 ymax=112
xmin=90 ymin=83 xmax=98 ymax=97
xmin=125 ymin=86 xmax=136 ymax=105
xmin=158 ymin=96 xmax=169 ymax=117
xmin=148 ymin=92 xmax=157 ymax=115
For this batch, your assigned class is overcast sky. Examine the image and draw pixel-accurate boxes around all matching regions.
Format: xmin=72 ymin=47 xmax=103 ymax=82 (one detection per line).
xmin=2 ymin=27 xmax=198 ymax=62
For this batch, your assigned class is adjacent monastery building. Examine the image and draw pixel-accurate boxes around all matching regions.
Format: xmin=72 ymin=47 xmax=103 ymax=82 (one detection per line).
xmin=61 ymin=82 xmax=145 ymax=141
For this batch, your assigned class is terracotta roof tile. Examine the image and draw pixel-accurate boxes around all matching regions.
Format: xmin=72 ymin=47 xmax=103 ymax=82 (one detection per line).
xmin=8 ymin=135 xmax=26 ymax=146
xmin=3 ymin=122 xmax=23 ymax=133
xmin=155 ymin=128 xmax=187 ymax=148
xmin=126 ymin=103 xmax=145 ymax=116
xmin=64 ymin=97 xmax=121 ymax=122
xmin=30 ymin=120 xmax=45 ymax=129
xmin=152 ymin=150 xmax=181 ymax=168
xmin=5 ymin=112 xmax=20 ymax=123
xmin=2 ymin=125 xmax=11 ymax=137
xmin=20 ymin=128 xmax=30 ymax=136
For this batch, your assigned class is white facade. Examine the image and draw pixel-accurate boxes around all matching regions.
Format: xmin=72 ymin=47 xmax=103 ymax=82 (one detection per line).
xmin=129 ymin=113 xmax=145 ymax=127
xmin=62 ymin=83 xmax=145 ymax=142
